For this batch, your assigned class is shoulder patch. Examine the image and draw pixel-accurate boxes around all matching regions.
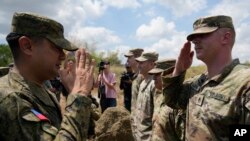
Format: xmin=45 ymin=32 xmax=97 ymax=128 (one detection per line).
xmin=31 ymin=109 xmax=49 ymax=121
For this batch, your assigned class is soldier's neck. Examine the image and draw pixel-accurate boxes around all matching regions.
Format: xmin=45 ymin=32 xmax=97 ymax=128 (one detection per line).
xmin=13 ymin=65 xmax=43 ymax=86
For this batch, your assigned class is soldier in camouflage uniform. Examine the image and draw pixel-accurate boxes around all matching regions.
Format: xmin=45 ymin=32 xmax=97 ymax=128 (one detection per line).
xmin=162 ymin=15 xmax=250 ymax=141
xmin=124 ymin=48 xmax=144 ymax=139
xmin=132 ymin=52 xmax=158 ymax=141
xmin=0 ymin=12 xmax=95 ymax=141
xmin=149 ymin=59 xmax=186 ymax=141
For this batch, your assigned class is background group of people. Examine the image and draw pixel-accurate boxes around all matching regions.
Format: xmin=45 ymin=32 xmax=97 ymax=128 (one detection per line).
xmin=0 ymin=11 xmax=249 ymax=141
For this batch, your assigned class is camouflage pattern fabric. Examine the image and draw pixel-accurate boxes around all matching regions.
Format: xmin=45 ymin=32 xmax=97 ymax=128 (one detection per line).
xmin=133 ymin=76 xmax=155 ymax=141
xmin=152 ymin=89 xmax=164 ymax=119
xmin=162 ymin=59 xmax=250 ymax=141
xmin=11 ymin=12 xmax=78 ymax=51
xmin=88 ymin=98 xmax=101 ymax=138
xmin=130 ymin=74 xmax=143 ymax=140
xmin=152 ymin=90 xmax=186 ymax=141
xmin=131 ymin=74 xmax=143 ymax=112
xmin=0 ymin=71 xmax=91 ymax=141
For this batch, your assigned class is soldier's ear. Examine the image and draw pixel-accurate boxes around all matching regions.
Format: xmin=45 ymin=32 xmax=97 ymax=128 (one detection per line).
xmin=18 ymin=36 xmax=33 ymax=56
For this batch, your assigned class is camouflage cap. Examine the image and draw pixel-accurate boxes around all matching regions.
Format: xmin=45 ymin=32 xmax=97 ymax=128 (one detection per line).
xmin=148 ymin=59 xmax=176 ymax=74
xmin=124 ymin=48 xmax=144 ymax=58
xmin=187 ymin=15 xmax=234 ymax=41
xmin=136 ymin=52 xmax=158 ymax=62
xmin=11 ymin=12 xmax=78 ymax=51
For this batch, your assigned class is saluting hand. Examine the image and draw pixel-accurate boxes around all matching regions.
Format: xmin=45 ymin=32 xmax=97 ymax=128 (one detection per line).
xmin=173 ymin=41 xmax=194 ymax=76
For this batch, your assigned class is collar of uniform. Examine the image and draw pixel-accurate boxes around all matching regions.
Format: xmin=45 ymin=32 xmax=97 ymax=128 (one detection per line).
xmin=8 ymin=71 xmax=56 ymax=107
xmin=207 ymin=59 xmax=240 ymax=83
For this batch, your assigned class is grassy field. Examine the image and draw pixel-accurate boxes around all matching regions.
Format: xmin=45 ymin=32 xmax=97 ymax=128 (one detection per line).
xmin=92 ymin=64 xmax=206 ymax=107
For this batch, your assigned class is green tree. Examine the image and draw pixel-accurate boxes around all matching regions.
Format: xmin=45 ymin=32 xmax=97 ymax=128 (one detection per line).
xmin=0 ymin=44 xmax=13 ymax=66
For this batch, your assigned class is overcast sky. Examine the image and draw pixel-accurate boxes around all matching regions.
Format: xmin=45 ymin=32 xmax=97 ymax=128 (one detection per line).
xmin=0 ymin=0 xmax=249 ymax=65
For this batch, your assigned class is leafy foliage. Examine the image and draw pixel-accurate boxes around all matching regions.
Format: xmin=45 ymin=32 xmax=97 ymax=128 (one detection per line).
xmin=0 ymin=44 xmax=13 ymax=67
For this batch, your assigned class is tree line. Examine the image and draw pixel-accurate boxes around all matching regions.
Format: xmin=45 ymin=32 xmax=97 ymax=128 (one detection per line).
xmin=0 ymin=44 xmax=121 ymax=67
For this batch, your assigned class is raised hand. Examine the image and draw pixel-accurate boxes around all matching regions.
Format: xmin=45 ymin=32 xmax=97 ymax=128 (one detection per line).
xmin=60 ymin=48 xmax=95 ymax=96
xmin=172 ymin=41 xmax=194 ymax=76
xmin=59 ymin=60 xmax=76 ymax=93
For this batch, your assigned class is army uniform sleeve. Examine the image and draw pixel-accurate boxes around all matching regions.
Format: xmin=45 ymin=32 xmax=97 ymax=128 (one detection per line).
xmin=0 ymin=92 xmax=91 ymax=141
xmin=55 ymin=94 xmax=92 ymax=141
xmin=162 ymin=70 xmax=192 ymax=109
xmin=241 ymin=81 xmax=250 ymax=124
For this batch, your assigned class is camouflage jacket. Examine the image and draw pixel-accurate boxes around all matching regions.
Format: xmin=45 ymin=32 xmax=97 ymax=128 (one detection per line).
xmin=152 ymin=90 xmax=186 ymax=141
xmin=162 ymin=59 xmax=250 ymax=141
xmin=133 ymin=76 xmax=155 ymax=141
xmin=131 ymin=74 xmax=144 ymax=141
xmin=131 ymin=74 xmax=144 ymax=114
xmin=0 ymin=71 xmax=91 ymax=141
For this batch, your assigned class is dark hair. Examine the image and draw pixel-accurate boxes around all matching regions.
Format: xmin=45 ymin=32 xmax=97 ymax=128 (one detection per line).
xmin=6 ymin=33 xmax=44 ymax=61
xmin=6 ymin=32 xmax=22 ymax=60
xmin=98 ymin=61 xmax=105 ymax=72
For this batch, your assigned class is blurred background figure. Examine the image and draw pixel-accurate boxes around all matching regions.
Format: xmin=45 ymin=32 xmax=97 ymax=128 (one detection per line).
xmin=95 ymin=60 xmax=117 ymax=113
xmin=119 ymin=63 xmax=134 ymax=112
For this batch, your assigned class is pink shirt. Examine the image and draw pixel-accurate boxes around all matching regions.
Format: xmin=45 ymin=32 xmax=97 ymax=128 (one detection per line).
xmin=98 ymin=72 xmax=117 ymax=98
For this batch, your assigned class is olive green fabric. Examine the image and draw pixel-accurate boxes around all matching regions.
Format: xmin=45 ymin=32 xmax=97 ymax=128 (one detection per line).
xmin=0 ymin=71 xmax=91 ymax=141
xmin=136 ymin=52 xmax=159 ymax=62
xmin=149 ymin=59 xmax=176 ymax=74
xmin=162 ymin=59 xmax=250 ymax=140
xmin=11 ymin=12 xmax=78 ymax=51
xmin=124 ymin=48 xmax=144 ymax=58
xmin=187 ymin=15 xmax=234 ymax=41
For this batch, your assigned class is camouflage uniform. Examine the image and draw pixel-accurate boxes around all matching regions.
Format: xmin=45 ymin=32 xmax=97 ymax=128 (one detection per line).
xmin=150 ymin=59 xmax=185 ymax=141
xmin=130 ymin=73 xmax=143 ymax=140
xmin=133 ymin=76 xmax=155 ymax=141
xmin=152 ymin=91 xmax=185 ymax=141
xmin=0 ymin=12 xmax=90 ymax=141
xmin=163 ymin=59 xmax=250 ymax=140
xmin=132 ymin=52 xmax=159 ymax=141
xmin=0 ymin=71 xmax=91 ymax=141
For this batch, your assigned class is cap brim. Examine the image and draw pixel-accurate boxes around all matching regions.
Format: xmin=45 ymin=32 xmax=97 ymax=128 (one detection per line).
xmin=187 ymin=27 xmax=218 ymax=41
xmin=148 ymin=68 xmax=164 ymax=74
xmin=47 ymin=36 xmax=78 ymax=51
xmin=124 ymin=53 xmax=133 ymax=57
xmin=136 ymin=56 xmax=147 ymax=62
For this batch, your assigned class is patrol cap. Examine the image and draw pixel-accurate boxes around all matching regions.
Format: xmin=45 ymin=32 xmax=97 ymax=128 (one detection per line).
xmin=149 ymin=59 xmax=176 ymax=74
xmin=11 ymin=12 xmax=78 ymax=51
xmin=124 ymin=48 xmax=144 ymax=58
xmin=136 ymin=52 xmax=158 ymax=62
xmin=187 ymin=15 xmax=234 ymax=41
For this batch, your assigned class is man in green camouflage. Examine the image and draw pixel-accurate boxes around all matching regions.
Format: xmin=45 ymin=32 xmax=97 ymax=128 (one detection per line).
xmin=162 ymin=15 xmax=250 ymax=140
xmin=0 ymin=12 xmax=95 ymax=141
xmin=149 ymin=59 xmax=186 ymax=141
xmin=132 ymin=52 xmax=158 ymax=141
